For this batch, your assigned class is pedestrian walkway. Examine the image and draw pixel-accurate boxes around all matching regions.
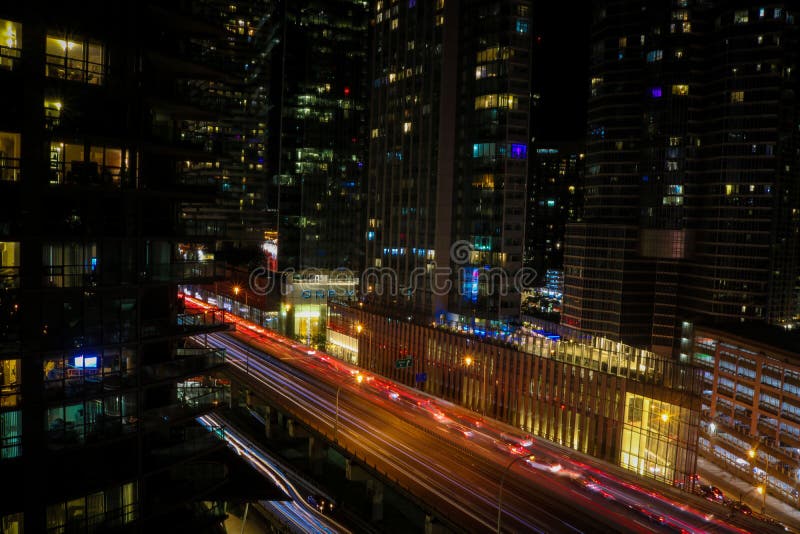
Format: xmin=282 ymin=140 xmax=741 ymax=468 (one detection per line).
xmin=697 ymin=456 xmax=800 ymax=532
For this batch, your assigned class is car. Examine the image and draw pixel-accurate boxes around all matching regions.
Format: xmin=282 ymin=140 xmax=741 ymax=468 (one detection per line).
xmin=493 ymin=440 xmax=527 ymax=455
xmin=447 ymin=423 xmax=474 ymax=438
xmin=729 ymin=501 xmax=752 ymax=515
xmin=526 ymin=455 xmax=562 ymax=473
xmin=499 ymin=432 xmax=533 ymax=448
xmin=698 ymin=484 xmax=724 ymax=502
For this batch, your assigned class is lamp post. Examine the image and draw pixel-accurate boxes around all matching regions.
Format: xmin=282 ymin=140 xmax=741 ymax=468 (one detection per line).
xmin=496 ymin=454 xmax=533 ymax=533
xmin=334 ymin=372 xmax=364 ymax=443
xmin=747 ymin=447 xmax=768 ymax=514
xmin=464 ymin=355 xmax=488 ymax=416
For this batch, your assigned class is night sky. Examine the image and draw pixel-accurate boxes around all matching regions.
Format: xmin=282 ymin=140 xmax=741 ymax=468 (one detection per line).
xmin=532 ymin=4 xmax=592 ymax=145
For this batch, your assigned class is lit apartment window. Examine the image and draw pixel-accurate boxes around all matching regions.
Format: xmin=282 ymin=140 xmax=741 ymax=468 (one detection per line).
xmin=516 ymin=19 xmax=529 ymax=34
xmin=45 ymin=34 xmax=105 ymax=85
xmin=0 ymin=19 xmax=22 ymax=70
xmin=474 ymin=93 xmax=517 ymax=110
xmin=731 ymin=91 xmax=744 ymax=103
xmin=403 ymin=122 xmax=412 ymax=133
xmin=391 ymin=18 xmax=398 ymax=30
xmin=0 ymin=410 xmax=21 ymax=458
xmin=646 ymin=50 xmax=663 ymax=62
xmin=44 ymin=99 xmax=62 ymax=129
xmin=672 ymin=84 xmax=689 ymax=96
xmin=0 ymin=132 xmax=21 ymax=182
xmin=49 ymin=142 xmax=124 ymax=185
xmin=734 ymin=10 xmax=749 ymax=24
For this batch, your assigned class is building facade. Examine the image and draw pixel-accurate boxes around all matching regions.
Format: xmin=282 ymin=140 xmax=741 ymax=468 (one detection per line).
xmin=564 ymin=1 xmax=800 ymax=354
xmin=329 ymin=301 xmax=702 ymax=487
xmin=365 ymin=0 xmax=532 ymax=324
xmin=0 ymin=2 xmax=253 ymax=531
xmin=268 ymin=0 xmax=369 ymax=273
xmin=525 ymin=146 xmax=584 ymax=278
xmin=690 ymin=324 xmax=800 ymax=510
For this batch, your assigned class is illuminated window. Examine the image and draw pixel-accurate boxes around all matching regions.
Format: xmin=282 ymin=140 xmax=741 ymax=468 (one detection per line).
xmin=734 ymin=10 xmax=749 ymax=24
xmin=44 ymin=99 xmax=62 ymax=129
xmin=474 ymin=93 xmax=517 ymax=110
xmin=672 ymin=10 xmax=689 ymax=21
xmin=669 ymin=136 xmax=681 ymax=146
xmin=646 ymin=50 xmax=663 ymax=62
xmin=672 ymin=84 xmax=689 ymax=96
xmin=0 ymin=19 xmax=22 ymax=70
xmin=0 ymin=131 xmax=21 ymax=182
xmin=391 ymin=18 xmax=398 ymax=30
xmin=682 ymin=21 xmax=691 ymax=33
xmin=476 ymin=46 xmax=512 ymax=63
xmin=725 ymin=184 xmax=734 ymax=196
xmin=371 ymin=128 xmax=381 ymax=138
xmin=618 ymin=36 xmax=627 ymax=48
xmin=516 ymin=20 xmax=529 ymax=34
xmin=730 ymin=91 xmax=744 ymax=103
xmin=650 ymin=87 xmax=662 ymax=98
xmin=674 ymin=49 xmax=684 ymax=59
xmin=403 ymin=122 xmax=412 ymax=133
xmin=436 ymin=14 xmax=444 ymax=26
xmin=0 ymin=410 xmax=21 ymax=458
xmin=45 ymin=34 xmax=105 ymax=85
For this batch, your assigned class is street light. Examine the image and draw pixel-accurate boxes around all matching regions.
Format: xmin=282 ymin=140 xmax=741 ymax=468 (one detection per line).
xmin=333 ymin=373 xmax=365 ymax=443
xmin=497 ymin=454 xmax=534 ymax=533
xmin=747 ymin=447 xmax=768 ymax=514
xmin=464 ymin=355 xmax=488 ymax=416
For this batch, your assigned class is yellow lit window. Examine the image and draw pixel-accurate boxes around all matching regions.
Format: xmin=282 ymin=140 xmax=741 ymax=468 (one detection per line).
xmin=391 ymin=18 xmax=398 ymax=30
xmin=730 ymin=91 xmax=744 ymax=103
xmin=0 ymin=19 xmax=22 ymax=70
xmin=436 ymin=15 xmax=444 ymax=26
xmin=474 ymin=93 xmax=517 ymax=110
xmin=45 ymin=35 xmax=105 ymax=85
xmin=0 ymin=131 xmax=21 ymax=182
xmin=725 ymin=184 xmax=734 ymax=195
xmin=672 ymin=84 xmax=689 ymax=96
xmin=403 ymin=122 xmax=412 ymax=133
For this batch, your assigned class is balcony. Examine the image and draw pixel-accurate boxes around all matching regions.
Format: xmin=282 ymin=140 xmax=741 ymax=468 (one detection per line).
xmin=142 ymin=261 xmax=226 ymax=284
xmin=1 ymin=266 xmax=19 ymax=289
xmin=142 ymin=310 xmax=229 ymax=340
xmin=140 ymin=347 xmax=226 ymax=385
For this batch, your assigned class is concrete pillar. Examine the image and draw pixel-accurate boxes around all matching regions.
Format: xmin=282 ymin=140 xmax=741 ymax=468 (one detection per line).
xmin=287 ymin=419 xmax=309 ymax=438
xmin=265 ymin=405 xmax=275 ymax=439
xmin=345 ymin=459 xmax=368 ymax=482
xmin=309 ymin=436 xmax=325 ymax=476
xmin=424 ymin=515 xmax=447 ymax=534
xmin=367 ymin=479 xmax=383 ymax=522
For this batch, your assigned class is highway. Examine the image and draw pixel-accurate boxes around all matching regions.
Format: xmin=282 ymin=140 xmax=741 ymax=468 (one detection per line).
xmin=197 ymin=412 xmax=348 ymax=534
xmin=187 ymin=297 xmax=781 ymax=533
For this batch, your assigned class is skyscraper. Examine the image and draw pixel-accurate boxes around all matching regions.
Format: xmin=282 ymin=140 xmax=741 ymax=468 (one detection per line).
xmin=0 ymin=2 xmax=259 ymax=530
xmin=366 ymin=0 xmax=532 ymax=325
xmin=564 ymin=1 xmax=800 ymax=354
xmin=268 ymin=0 xmax=369 ymax=273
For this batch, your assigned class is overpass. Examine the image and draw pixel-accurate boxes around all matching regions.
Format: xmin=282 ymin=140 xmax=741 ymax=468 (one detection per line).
xmin=187 ymin=306 xmax=783 ymax=533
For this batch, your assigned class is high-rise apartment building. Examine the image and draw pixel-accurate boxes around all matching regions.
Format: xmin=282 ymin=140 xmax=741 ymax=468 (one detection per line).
xmin=0 ymin=2 xmax=264 ymax=530
xmin=564 ymin=1 xmax=800 ymax=355
xmin=366 ymin=0 xmax=532 ymax=325
xmin=525 ymin=145 xmax=584 ymax=277
xmin=268 ymin=0 xmax=369 ymax=273
xmin=178 ymin=0 xmax=272 ymax=258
